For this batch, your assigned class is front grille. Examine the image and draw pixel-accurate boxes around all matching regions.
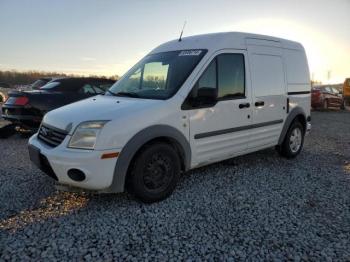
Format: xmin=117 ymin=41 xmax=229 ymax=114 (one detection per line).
xmin=38 ymin=124 xmax=68 ymax=147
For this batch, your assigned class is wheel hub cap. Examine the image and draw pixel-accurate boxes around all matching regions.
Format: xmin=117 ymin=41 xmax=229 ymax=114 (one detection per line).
xmin=143 ymin=154 xmax=172 ymax=191
xmin=289 ymin=127 xmax=302 ymax=153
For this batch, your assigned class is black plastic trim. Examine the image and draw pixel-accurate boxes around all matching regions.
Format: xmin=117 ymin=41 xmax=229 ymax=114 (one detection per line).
xmin=287 ymin=91 xmax=311 ymax=95
xmin=194 ymin=119 xmax=283 ymax=139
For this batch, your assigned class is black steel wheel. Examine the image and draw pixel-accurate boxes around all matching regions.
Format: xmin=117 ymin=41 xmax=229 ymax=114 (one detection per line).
xmin=128 ymin=143 xmax=181 ymax=203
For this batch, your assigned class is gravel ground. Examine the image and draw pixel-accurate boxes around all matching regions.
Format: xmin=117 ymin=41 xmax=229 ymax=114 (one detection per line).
xmin=1 ymin=111 xmax=350 ymax=261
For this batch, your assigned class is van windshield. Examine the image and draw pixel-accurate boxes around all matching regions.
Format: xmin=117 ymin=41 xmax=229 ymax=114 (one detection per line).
xmin=108 ymin=50 xmax=207 ymax=100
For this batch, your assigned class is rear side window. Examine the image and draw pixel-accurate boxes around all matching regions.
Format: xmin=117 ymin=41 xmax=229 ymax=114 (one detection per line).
xmin=194 ymin=53 xmax=245 ymax=99
xmin=331 ymin=87 xmax=339 ymax=94
xmin=79 ymin=84 xmax=96 ymax=95
xmin=324 ymin=87 xmax=332 ymax=93
xmin=40 ymin=82 xmax=60 ymax=90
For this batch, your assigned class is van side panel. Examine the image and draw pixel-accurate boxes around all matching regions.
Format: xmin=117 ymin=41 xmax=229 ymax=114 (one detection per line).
xmin=283 ymin=48 xmax=310 ymax=92
xmin=283 ymin=48 xmax=311 ymax=124
xmin=247 ymin=43 xmax=287 ymax=148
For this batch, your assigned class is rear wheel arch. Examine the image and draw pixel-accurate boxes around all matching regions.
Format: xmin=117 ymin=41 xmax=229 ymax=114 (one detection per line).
xmin=278 ymin=107 xmax=307 ymax=145
xmin=107 ymin=125 xmax=191 ymax=193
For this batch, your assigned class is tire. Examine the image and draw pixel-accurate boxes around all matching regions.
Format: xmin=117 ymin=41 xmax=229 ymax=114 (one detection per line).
xmin=0 ymin=124 xmax=16 ymax=139
xmin=128 ymin=143 xmax=181 ymax=203
xmin=278 ymin=121 xmax=305 ymax=159
xmin=323 ymin=99 xmax=328 ymax=110
xmin=341 ymin=101 xmax=345 ymax=110
xmin=344 ymin=99 xmax=350 ymax=111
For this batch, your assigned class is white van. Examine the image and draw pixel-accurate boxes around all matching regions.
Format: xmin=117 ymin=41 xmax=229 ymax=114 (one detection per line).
xmin=28 ymin=32 xmax=311 ymax=202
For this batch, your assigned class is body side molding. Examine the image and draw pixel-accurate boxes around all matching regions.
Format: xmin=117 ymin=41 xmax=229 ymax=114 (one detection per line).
xmin=287 ymin=91 xmax=310 ymax=95
xmin=195 ymin=119 xmax=283 ymax=139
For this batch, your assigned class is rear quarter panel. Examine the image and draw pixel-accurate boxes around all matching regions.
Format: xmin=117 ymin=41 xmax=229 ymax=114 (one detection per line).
xmin=283 ymin=47 xmax=311 ymax=116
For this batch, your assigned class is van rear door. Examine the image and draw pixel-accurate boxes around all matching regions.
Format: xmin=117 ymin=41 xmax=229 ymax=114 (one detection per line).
xmin=246 ymin=39 xmax=286 ymax=149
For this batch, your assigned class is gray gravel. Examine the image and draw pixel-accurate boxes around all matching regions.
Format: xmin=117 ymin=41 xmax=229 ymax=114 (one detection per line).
xmin=1 ymin=111 xmax=350 ymax=261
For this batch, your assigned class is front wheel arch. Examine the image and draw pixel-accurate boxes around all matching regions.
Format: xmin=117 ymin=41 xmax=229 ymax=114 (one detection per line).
xmin=107 ymin=125 xmax=191 ymax=193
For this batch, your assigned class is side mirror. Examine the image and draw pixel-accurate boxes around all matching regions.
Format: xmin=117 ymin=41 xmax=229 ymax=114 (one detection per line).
xmin=197 ymin=87 xmax=218 ymax=101
xmin=188 ymin=87 xmax=218 ymax=108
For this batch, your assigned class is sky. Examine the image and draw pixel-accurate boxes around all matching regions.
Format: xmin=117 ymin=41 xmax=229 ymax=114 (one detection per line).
xmin=0 ymin=0 xmax=349 ymax=84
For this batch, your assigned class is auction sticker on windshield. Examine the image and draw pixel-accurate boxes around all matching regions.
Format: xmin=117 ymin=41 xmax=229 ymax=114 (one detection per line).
xmin=179 ymin=50 xmax=202 ymax=56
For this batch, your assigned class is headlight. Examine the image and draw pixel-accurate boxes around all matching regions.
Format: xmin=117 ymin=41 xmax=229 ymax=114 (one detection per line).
xmin=68 ymin=121 xmax=108 ymax=150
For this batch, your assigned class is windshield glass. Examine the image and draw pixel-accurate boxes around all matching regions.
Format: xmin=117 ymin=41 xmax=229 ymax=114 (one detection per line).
xmin=108 ymin=49 xmax=207 ymax=100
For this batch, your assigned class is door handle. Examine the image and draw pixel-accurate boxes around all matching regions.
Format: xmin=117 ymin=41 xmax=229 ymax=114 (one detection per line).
xmin=239 ymin=103 xmax=250 ymax=109
xmin=255 ymin=101 xmax=265 ymax=107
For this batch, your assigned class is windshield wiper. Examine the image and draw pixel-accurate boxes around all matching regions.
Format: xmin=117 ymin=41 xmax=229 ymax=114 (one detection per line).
xmin=114 ymin=92 xmax=140 ymax=98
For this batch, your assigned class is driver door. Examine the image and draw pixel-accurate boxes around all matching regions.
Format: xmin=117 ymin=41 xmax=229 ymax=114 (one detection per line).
xmin=184 ymin=51 xmax=252 ymax=167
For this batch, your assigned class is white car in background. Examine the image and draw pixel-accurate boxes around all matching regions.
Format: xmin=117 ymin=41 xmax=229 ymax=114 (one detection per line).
xmin=28 ymin=32 xmax=311 ymax=203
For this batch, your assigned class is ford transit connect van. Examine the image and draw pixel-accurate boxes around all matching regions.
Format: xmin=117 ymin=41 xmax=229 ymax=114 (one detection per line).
xmin=28 ymin=32 xmax=311 ymax=203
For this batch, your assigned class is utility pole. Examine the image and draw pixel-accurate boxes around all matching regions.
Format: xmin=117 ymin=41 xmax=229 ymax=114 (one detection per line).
xmin=327 ymin=70 xmax=332 ymax=84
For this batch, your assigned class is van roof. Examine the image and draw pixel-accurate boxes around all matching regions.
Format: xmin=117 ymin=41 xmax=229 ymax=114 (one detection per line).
xmin=150 ymin=32 xmax=304 ymax=54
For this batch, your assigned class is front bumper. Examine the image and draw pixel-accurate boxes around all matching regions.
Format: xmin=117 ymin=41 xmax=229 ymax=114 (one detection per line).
xmin=28 ymin=134 xmax=120 ymax=191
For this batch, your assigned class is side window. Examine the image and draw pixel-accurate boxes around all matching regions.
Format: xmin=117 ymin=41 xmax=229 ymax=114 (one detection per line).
xmin=194 ymin=60 xmax=216 ymax=97
xmin=325 ymin=87 xmax=331 ymax=93
xmin=79 ymin=84 xmax=96 ymax=95
xmin=183 ymin=53 xmax=246 ymax=109
xmin=217 ymin=54 xmax=245 ymax=99
xmin=192 ymin=53 xmax=245 ymax=99
xmin=331 ymin=87 xmax=339 ymax=94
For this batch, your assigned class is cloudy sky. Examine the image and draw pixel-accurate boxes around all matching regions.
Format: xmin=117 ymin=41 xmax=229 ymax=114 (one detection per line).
xmin=0 ymin=0 xmax=349 ymax=83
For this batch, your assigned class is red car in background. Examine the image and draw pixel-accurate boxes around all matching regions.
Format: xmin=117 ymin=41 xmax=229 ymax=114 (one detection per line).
xmin=311 ymin=86 xmax=343 ymax=109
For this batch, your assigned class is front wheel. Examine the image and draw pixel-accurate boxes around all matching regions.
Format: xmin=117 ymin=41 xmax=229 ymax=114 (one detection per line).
xmin=128 ymin=143 xmax=181 ymax=203
xmin=278 ymin=121 xmax=305 ymax=158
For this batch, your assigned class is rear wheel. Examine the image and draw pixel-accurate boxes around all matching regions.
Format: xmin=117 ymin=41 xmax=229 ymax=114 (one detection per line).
xmin=278 ymin=121 xmax=305 ymax=158
xmin=128 ymin=143 xmax=181 ymax=203
xmin=344 ymin=99 xmax=350 ymax=111
xmin=341 ymin=100 xmax=345 ymax=110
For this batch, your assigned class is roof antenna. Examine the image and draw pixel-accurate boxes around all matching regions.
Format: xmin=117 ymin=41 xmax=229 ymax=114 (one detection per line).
xmin=178 ymin=21 xmax=187 ymax=42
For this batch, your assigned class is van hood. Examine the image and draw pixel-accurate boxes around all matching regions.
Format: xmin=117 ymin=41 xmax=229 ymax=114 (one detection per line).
xmin=42 ymin=95 xmax=160 ymax=133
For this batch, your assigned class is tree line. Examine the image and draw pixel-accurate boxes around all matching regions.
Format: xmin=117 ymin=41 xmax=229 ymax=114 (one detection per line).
xmin=0 ymin=70 xmax=119 ymax=86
